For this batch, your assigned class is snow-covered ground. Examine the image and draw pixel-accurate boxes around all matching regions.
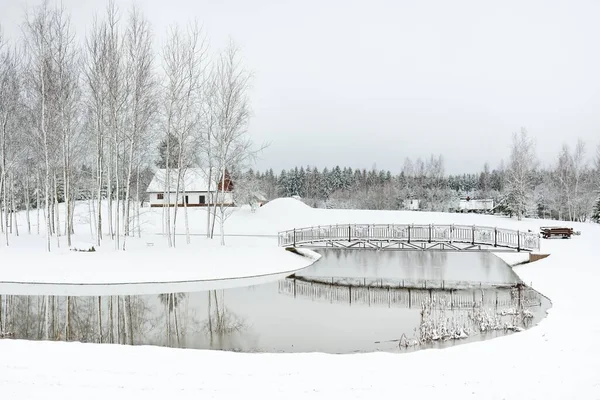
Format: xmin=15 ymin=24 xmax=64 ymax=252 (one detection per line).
xmin=0 ymin=201 xmax=321 ymax=295
xmin=1 ymin=198 xmax=600 ymax=398
xmin=0 ymin=235 xmax=320 ymax=295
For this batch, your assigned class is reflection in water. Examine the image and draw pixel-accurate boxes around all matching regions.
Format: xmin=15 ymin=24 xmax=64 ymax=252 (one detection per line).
xmin=158 ymin=293 xmax=188 ymax=347
xmin=203 ymin=290 xmax=247 ymax=349
xmin=0 ymin=251 xmax=549 ymax=353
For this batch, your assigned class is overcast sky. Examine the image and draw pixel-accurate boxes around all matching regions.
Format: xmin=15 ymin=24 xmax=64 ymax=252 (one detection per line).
xmin=1 ymin=0 xmax=599 ymax=174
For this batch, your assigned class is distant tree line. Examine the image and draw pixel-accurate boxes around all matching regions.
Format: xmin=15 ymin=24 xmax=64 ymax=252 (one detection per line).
xmin=249 ymin=130 xmax=600 ymax=222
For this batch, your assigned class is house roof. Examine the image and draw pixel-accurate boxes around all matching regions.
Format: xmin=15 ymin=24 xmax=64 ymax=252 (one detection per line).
xmin=146 ymin=168 xmax=213 ymax=193
xmin=252 ymin=191 xmax=268 ymax=202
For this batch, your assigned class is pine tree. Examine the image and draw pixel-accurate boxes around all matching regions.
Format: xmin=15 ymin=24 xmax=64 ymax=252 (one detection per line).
xmin=157 ymin=134 xmax=180 ymax=169
xmin=593 ymin=193 xmax=600 ymax=223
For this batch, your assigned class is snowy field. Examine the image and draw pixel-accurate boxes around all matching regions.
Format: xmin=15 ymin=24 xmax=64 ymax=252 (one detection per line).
xmin=1 ymin=198 xmax=600 ymax=398
xmin=0 ymin=200 xmax=321 ymax=295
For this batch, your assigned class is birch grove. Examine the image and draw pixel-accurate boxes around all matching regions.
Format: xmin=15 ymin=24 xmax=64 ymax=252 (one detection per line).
xmin=0 ymin=0 xmax=262 ymax=255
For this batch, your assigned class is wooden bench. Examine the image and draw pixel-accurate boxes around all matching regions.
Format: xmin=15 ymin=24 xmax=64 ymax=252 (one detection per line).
xmin=540 ymin=227 xmax=573 ymax=239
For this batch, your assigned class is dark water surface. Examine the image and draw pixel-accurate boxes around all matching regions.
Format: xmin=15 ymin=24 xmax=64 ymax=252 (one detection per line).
xmin=0 ymin=250 xmax=549 ymax=353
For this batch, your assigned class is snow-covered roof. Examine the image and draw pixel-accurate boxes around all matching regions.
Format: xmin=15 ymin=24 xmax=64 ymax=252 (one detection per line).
xmin=252 ymin=191 xmax=268 ymax=202
xmin=146 ymin=168 xmax=213 ymax=193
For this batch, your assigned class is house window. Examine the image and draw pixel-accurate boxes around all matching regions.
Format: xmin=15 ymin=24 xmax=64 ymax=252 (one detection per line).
xmin=199 ymin=195 xmax=206 ymax=204
xmin=157 ymin=193 xmax=164 ymax=200
xmin=184 ymin=195 xmax=189 ymax=205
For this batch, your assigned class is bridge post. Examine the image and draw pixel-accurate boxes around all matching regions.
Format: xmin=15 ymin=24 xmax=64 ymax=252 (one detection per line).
xmin=348 ymin=225 xmax=351 ymax=242
xmin=472 ymin=225 xmax=475 ymax=245
xmin=517 ymin=231 xmax=521 ymax=252
xmin=494 ymin=228 xmax=497 ymax=247
xmin=293 ymin=228 xmax=296 ymax=247
xmin=408 ymin=225 xmax=411 ymax=243
xmin=428 ymin=224 xmax=432 ymax=243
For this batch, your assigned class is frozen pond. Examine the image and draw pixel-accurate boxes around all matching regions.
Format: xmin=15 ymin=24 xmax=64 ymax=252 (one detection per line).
xmin=0 ymin=250 xmax=549 ymax=353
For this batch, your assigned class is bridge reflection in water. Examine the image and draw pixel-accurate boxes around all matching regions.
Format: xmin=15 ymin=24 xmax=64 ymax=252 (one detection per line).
xmin=278 ymin=276 xmax=542 ymax=310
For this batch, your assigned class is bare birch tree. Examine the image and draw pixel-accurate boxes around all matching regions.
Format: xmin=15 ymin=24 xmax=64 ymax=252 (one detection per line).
xmin=23 ymin=1 xmax=55 ymax=252
xmin=207 ymin=40 xmax=259 ymax=245
xmin=84 ymin=17 xmax=109 ymax=247
xmin=505 ymin=128 xmax=537 ymax=220
xmin=161 ymin=21 xmax=207 ymax=247
xmin=48 ymin=5 xmax=81 ymax=247
xmin=0 ymin=31 xmax=22 ymax=247
xmin=122 ymin=5 xmax=156 ymax=250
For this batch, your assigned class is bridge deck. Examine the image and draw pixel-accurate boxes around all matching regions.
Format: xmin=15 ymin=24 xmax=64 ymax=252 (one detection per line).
xmin=278 ymin=224 xmax=540 ymax=252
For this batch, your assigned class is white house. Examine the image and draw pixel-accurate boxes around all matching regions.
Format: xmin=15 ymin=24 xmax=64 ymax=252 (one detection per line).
xmin=146 ymin=168 xmax=234 ymax=207
xmin=402 ymin=199 xmax=421 ymax=211
xmin=458 ymin=198 xmax=494 ymax=213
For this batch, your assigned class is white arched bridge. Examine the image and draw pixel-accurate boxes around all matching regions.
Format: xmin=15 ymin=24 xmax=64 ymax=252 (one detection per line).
xmin=278 ymin=224 xmax=540 ymax=252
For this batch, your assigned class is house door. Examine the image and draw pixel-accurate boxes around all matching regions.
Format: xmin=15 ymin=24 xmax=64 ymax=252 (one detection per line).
xmin=184 ymin=195 xmax=189 ymax=205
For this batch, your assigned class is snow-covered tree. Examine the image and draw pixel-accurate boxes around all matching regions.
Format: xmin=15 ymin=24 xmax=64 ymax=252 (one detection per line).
xmin=161 ymin=21 xmax=207 ymax=246
xmin=0 ymin=31 xmax=23 ymax=247
xmin=504 ymin=128 xmax=537 ymax=220
xmin=592 ymin=194 xmax=600 ymax=223
xmin=207 ymin=40 xmax=258 ymax=245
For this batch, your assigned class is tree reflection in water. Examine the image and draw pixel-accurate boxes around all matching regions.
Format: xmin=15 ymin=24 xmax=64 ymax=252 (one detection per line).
xmin=203 ymin=290 xmax=247 ymax=349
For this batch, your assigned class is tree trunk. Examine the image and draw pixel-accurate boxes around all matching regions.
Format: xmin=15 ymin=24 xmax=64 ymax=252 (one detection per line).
xmin=11 ymin=174 xmax=18 ymax=237
xmin=114 ymin=134 xmax=120 ymax=250
xmin=65 ymin=296 xmax=70 ymax=341
xmin=97 ymin=296 xmax=103 ymax=344
xmin=172 ymin=169 xmax=182 ymax=248
xmin=115 ymin=295 xmax=120 ymax=344
xmin=96 ymin=122 xmax=103 ymax=246
xmin=164 ymin=139 xmax=172 ymax=247
xmin=107 ymin=147 xmax=113 ymax=240
xmin=136 ymin=164 xmax=142 ymax=238
xmin=207 ymin=291 xmax=213 ymax=344
xmin=184 ymin=186 xmax=190 ymax=245
xmin=206 ymin=167 xmax=211 ymax=238
xmin=89 ymin=196 xmax=95 ymax=239
xmin=2 ymin=172 xmax=8 ymax=246
xmin=36 ymin=171 xmax=40 ymax=235
xmin=123 ymin=136 xmax=135 ymax=250
xmin=44 ymin=295 xmax=50 ymax=340
xmin=108 ymin=296 xmax=113 ymax=343
xmin=125 ymin=295 xmax=133 ymax=345
xmin=54 ymin=172 xmax=60 ymax=248
xmin=63 ymin=135 xmax=71 ymax=247
xmin=173 ymin=298 xmax=180 ymax=346
xmin=166 ymin=297 xmax=171 ymax=346
xmin=25 ymin=173 xmax=31 ymax=234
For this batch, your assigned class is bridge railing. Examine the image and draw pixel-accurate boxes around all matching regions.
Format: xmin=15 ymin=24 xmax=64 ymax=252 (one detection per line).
xmin=278 ymin=279 xmax=543 ymax=309
xmin=277 ymin=224 xmax=540 ymax=252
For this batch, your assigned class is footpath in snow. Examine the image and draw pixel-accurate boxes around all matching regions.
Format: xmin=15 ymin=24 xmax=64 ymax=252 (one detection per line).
xmin=1 ymin=198 xmax=600 ymax=399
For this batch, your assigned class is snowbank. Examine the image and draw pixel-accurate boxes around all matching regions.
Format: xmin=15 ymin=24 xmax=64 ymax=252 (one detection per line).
xmin=257 ymin=197 xmax=312 ymax=216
